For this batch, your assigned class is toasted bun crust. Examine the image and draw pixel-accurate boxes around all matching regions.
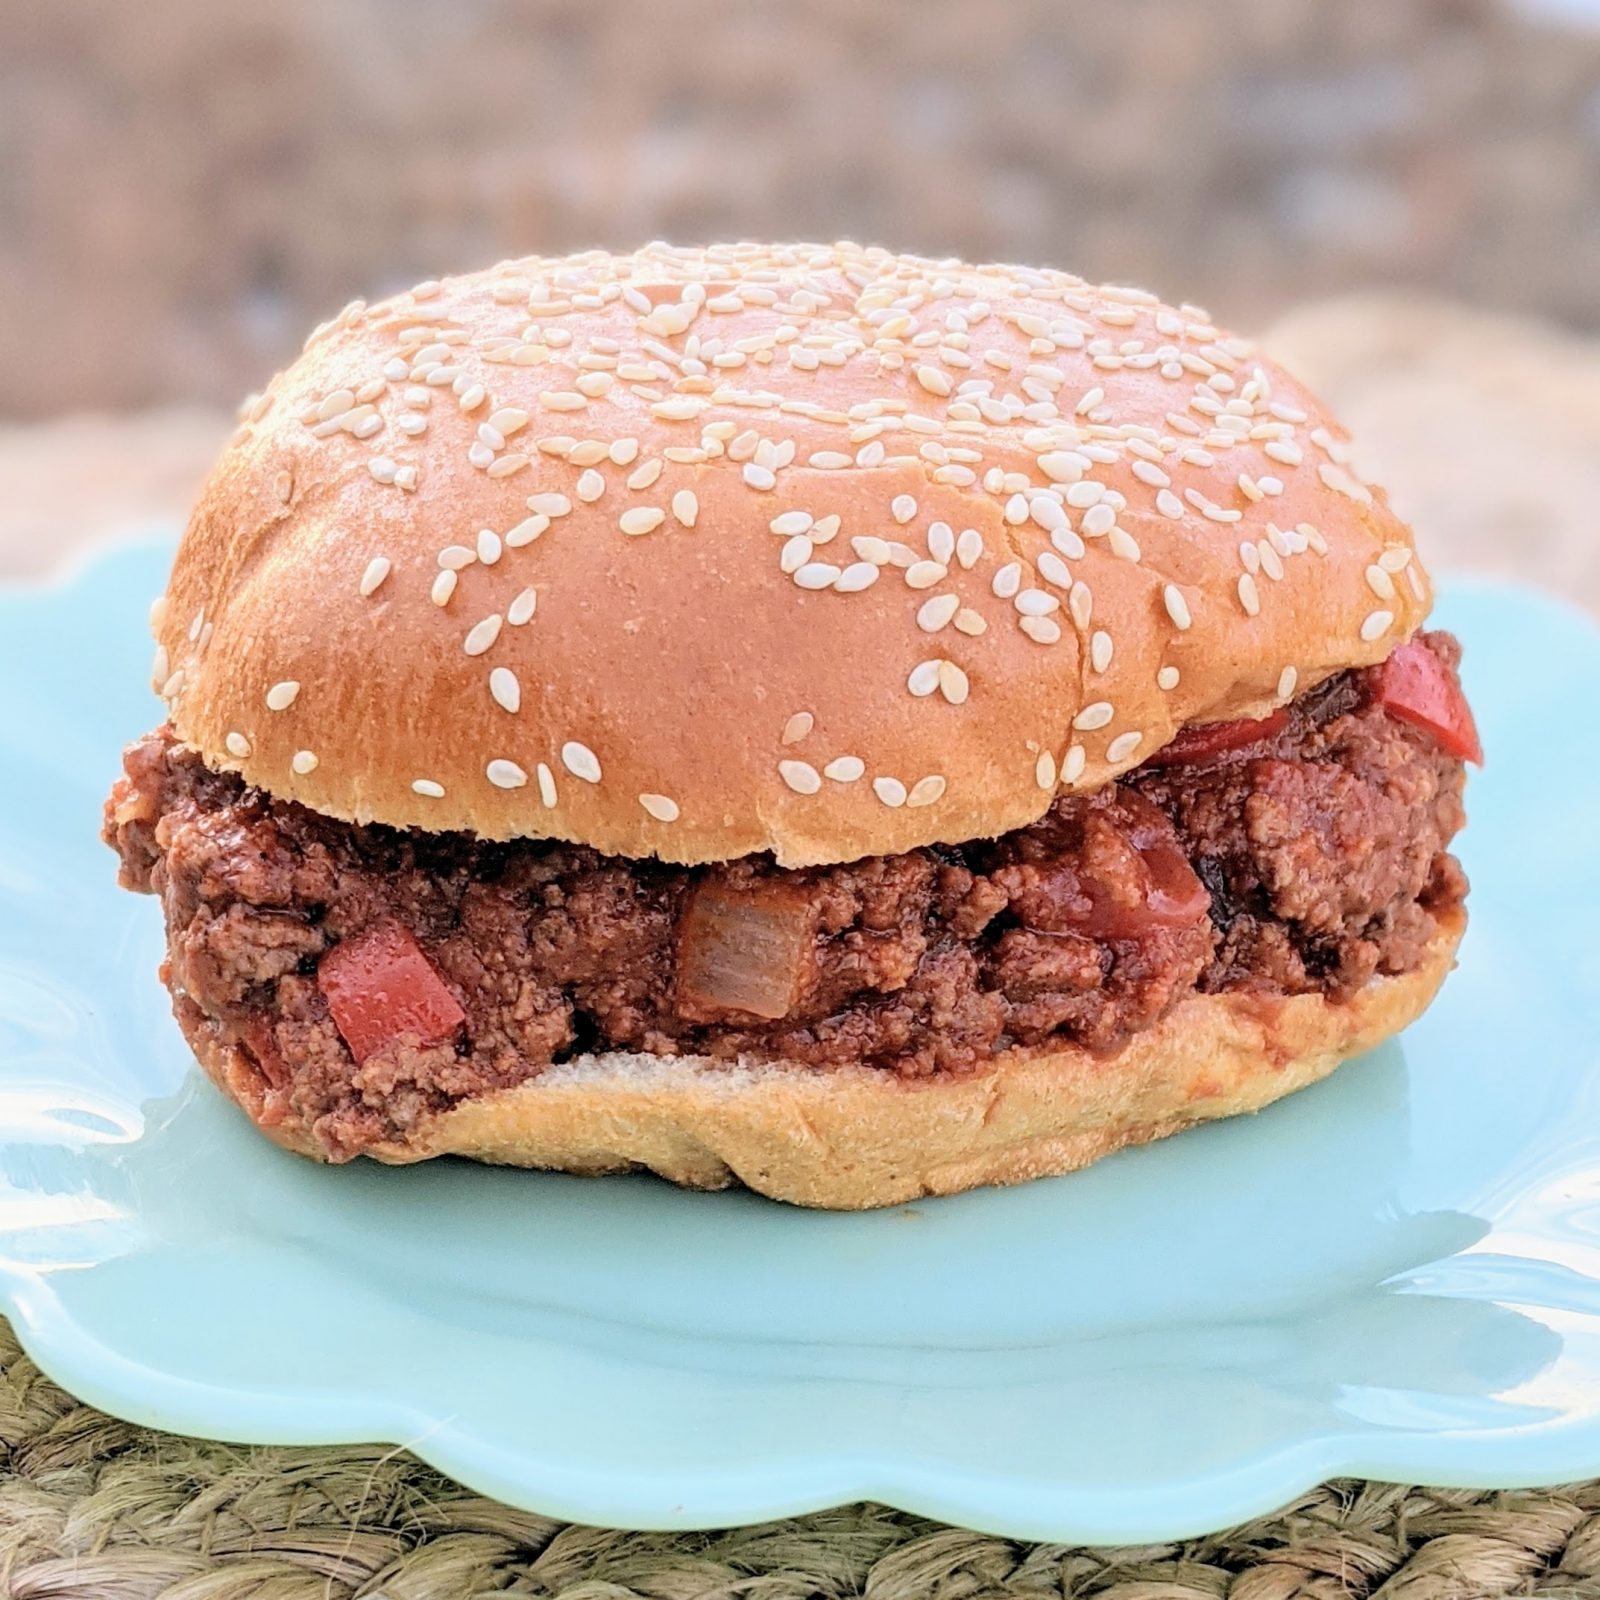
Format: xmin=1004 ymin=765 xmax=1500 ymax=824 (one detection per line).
xmin=183 ymin=910 xmax=1461 ymax=1209
xmin=149 ymin=243 xmax=1430 ymax=867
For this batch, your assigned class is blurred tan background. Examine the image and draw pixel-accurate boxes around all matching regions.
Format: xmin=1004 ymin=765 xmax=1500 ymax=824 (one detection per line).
xmin=4 ymin=0 xmax=1600 ymax=605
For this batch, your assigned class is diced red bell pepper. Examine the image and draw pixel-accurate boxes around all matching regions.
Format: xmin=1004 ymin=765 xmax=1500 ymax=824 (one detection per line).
xmin=1146 ymin=708 xmax=1289 ymax=767
xmin=317 ymin=923 xmax=466 ymax=1063
xmin=1371 ymin=639 xmax=1483 ymax=764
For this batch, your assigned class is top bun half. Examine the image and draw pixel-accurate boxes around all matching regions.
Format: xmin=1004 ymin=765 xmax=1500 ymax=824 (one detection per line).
xmin=149 ymin=242 xmax=1431 ymax=866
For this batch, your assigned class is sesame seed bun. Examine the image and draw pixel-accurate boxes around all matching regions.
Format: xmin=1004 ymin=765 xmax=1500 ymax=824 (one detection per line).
xmin=151 ymin=242 xmax=1431 ymax=867
xmin=184 ymin=908 xmax=1462 ymax=1209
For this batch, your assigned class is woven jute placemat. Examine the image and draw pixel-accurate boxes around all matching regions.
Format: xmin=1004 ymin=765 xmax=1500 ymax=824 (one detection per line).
xmin=6 ymin=1322 xmax=1600 ymax=1599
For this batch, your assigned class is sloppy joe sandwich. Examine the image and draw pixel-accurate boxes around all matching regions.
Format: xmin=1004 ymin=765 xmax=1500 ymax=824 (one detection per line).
xmin=105 ymin=242 xmax=1479 ymax=1207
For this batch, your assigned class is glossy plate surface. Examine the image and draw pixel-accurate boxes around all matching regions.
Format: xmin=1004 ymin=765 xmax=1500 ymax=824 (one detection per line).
xmin=3 ymin=539 xmax=1600 ymax=1544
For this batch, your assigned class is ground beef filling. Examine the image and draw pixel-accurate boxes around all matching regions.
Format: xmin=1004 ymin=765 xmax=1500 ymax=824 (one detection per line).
xmin=105 ymin=634 xmax=1468 ymax=1160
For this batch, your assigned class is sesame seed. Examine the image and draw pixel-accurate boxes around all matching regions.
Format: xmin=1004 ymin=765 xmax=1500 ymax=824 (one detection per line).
xmin=782 ymin=711 xmax=814 ymax=745
xmin=640 ymin=793 xmax=680 ymax=822
xmin=852 ymin=535 xmax=891 ymax=565
xmin=1074 ymin=701 xmax=1114 ymax=731
xmin=1163 ymin=585 xmax=1192 ymax=630
xmin=368 ymin=457 xmax=398 ymax=484
xmin=1035 ymin=750 xmax=1057 ymax=790
xmin=225 ymin=731 xmax=252 ymax=758
xmin=527 ymin=493 xmax=572 ymax=518
xmin=1015 ymin=588 xmax=1059 ymax=617
xmin=488 ymin=759 xmax=527 ymax=790
xmin=938 ymin=661 xmax=970 ymax=704
xmin=743 ymin=463 xmax=777 ymax=491
xmin=891 ymin=494 xmax=918 ymax=524
xmin=537 ymin=763 xmax=558 ymax=808
xmin=628 ymin=458 xmax=664 ymax=490
xmin=1157 ymin=665 xmax=1180 ymax=691
xmin=915 ymin=365 xmax=952 ymax=396
xmin=1061 ymin=744 xmax=1087 ymax=784
xmin=1037 ymin=551 xmax=1072 ymax=589
xmin=265 ymin=681 xmax=299 ymax=712
xmin=835 ymin=563 xmax=878 ymax=592
xmin=562 ymin=741 xmax=602 ymax=783
xmin=291 ymin=750 xmax=317 ymax=776
xmin=1069 ymin=582 xmax=1093 ymax=630
xmin=412 ymin=779 xmax=446 ymax=798
xmin=780 ymin=535 xmax=814 ymax=573
xmin=576 ymin=469 xmax=606 ymax=502
xmin=505 ymin=514 xmax=549 ymax=548
xmin=1240 ymin=541 xmax=1261 ymax=575
xmin=1319 ymin=463 xmax=1372 ymax=504
xmin=824 ymin=755 xmax=865 ymax=782
xmin=771 ymin=510 xmax=813 ymax=536
xmin=359 ymin=557 xmax=391 ymax=597
xmin=1264 ymin=440 xmax=1302 ymax=466
xmin=905 ymin=560 xmax=947 ymax=590
xmin=918 ymin=594 xmax=960 ymax=632
xmin=908 ymin=659 xmax=942 ymax=697
xmin=1107 ymin=731 xmax=1142 ymax=764
xmin=1360 ymin=609 xmax=1394 ymax=642
xmin=1365 ymin=564 xmax=1396 ymax=601
xmin=779 ymin=758 xmax=822 ymax=795
xmin=1378 ymin=546 xmax=1413 ymax=573
xmin=927 ymin=522 xmax=956 ymax=564
xmin=955 ymin=527 xmax=983 ymax=568
xmin=1238 ymin=574 xmax=1261 ymax=617
xmin=1258 ymin=542 xmax=1284 ymax=582
xmin=1091 ymin=631 xmax=1113 ymax=672
xmin=908 ymin=775 xmax=947 ymax=808
xmin=1278 ymin=666 xmax=1298 ymax=700
xmin=439 ymin=545 xmax=477 ymax=571
xmin=464 ymin=615 xmax=503 ymax=656
xmin=873 ymin=776 xmax=908 ymax=808
xmin=1037 ymin=450 xmax=1084 ymax=482
xmin=1155 ymin=489 xmax=1185 ymax=519
xmin=810 ymin=514 xmax=841 ymax=543
xmin=992 ymin=562 xmax=1023 ymax=599
xmin=794 ymin=562 xmax=841 ymax=589
xmin=507 ymin=587 xmax=537 ymax=626
xmin=489 ymin=667 xmax=521 ymax=713
xmin=620 ymin=506 xmax=665 ymax=536
xmin=610 ymin=437 xmax=640 ymax=465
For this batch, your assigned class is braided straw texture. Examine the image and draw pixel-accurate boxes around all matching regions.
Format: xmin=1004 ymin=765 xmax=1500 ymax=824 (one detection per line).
xmin=7 ymin=1322 xmax=1600 ymax=1599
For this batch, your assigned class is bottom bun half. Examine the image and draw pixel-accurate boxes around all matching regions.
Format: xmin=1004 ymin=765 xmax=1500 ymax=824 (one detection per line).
xmin=186 ymin=910 xmax=1462 ymax=1210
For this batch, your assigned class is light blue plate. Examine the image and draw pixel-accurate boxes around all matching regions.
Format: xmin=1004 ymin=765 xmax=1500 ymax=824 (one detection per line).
xmin=3 ymin=538 xmax=1599 ymax=1545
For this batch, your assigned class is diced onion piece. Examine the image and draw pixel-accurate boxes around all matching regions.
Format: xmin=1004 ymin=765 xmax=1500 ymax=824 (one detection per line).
xmin=675 ymin=880 xmax=815 ymax=1022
